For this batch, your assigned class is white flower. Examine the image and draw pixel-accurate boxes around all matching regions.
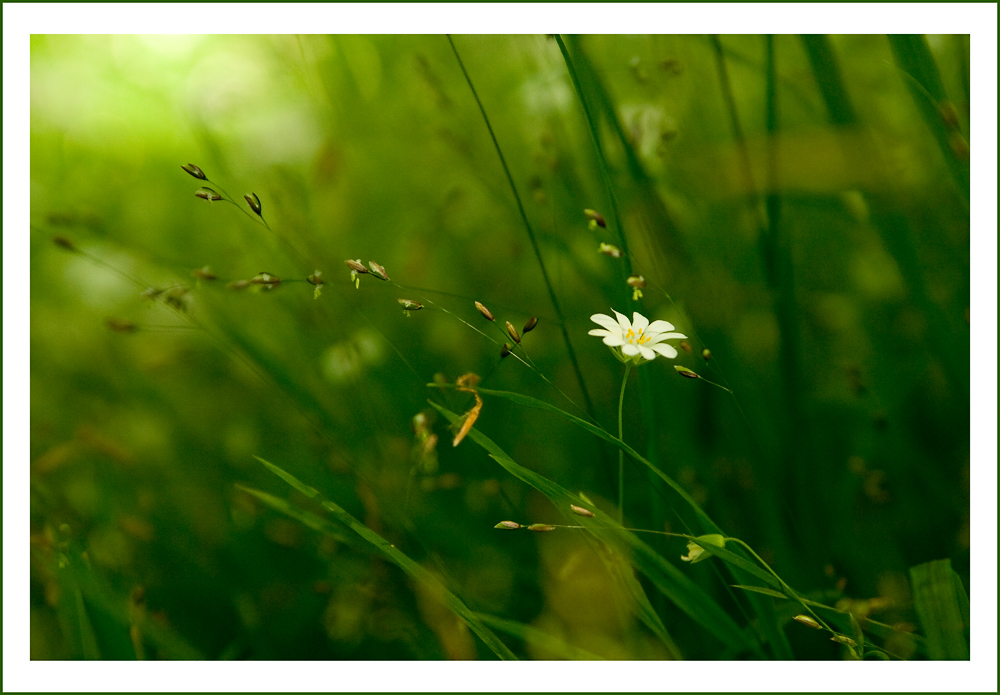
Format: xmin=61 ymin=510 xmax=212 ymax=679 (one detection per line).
xmin=589 ymin=309 xmax=686 ymax=365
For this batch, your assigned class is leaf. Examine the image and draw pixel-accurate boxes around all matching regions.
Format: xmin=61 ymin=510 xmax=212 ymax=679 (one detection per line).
xmin=732 ymin=584 xmax=789 ymax=600
xmin=253 ymin=456 xmax=517 ymax=660
xmin=236 ymin=484 xmax=358 ymax=547
xmin=473 ymin=614 xmax=605 ymax=660
xmin=910 ymin=559 xmax=969 ymax=660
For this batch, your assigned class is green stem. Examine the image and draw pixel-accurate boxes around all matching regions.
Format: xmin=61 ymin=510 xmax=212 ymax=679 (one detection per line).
xmin=446 ymin=35 xmax=596 ymax=419
xmin=618 ymin=364 xmax=631 ymax=523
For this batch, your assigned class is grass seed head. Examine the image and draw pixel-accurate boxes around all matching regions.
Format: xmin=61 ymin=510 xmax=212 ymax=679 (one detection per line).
xmin=674 ymin=365 xmax=700 ymax=379
xmin=701 ymin=348 xmax=712 ymax=361
xmin=307 ymin=271 xmax=324 ymax=286
xmin=522 ymin=316 xmax=538 ymax=334
xmin=181 ymin=163 xmax=207 ymax=180
xmin=106 ymin=318 xmax=138 ymax=333
xmin=679 ymin=340 xmax=692 ymax=353
xmin=475 ymin=301 xmax=495 ymax=322
xmin=244 ymin=192 xmax=262 ymax=216
xmin=584 ymin=208 xmax=607 ymax=228
xmin=227 ymin=279 xmax=251 ymax=291
xmin=500 ymin=343 xmax=511 ymax=358
xmin=626 ymin=275 xmax=646 ymax=289
xmin=250 ymin=272 xmax=281 ymax=288
xmin=367 ymin=261 xmax=389 ymax=281
xmin=527 ymin=524 xmax=556 ymax=532
xmin=599 ymin=242 xmax=623 ymax=258
xmin=195 ymin=187 xmax=222 ymax=201
xmin=570 ymin=504 xmax=594 ymax=517
xmin=495 ymin=521 xmax=522 ymax=530
xmin=345 ymin=259 xmax=368 ymax=274
xmin=505 ymin=321 xmax=521 ymax=344
xmin=793 ymin=615 xmax=822 ymax=630
xmin=192 ymin=266 xmax=217 ymax=281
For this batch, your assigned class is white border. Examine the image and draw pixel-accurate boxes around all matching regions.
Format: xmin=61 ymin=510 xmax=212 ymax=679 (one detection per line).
xmin=6 ymin=3 xmax=997 ymax=693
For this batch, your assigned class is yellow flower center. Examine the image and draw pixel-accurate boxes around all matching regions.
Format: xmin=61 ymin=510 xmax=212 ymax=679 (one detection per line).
xmin=625 ymin=328 xmax=650 ymax=345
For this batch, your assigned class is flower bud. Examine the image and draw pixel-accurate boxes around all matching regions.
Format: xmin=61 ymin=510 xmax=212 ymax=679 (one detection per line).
xmin=626 ymin=275 xmax=646 ymax=289
xmin=701 ymin=348 xmax=712 ymax=362
xmin=495 ymin=521 xmax=522 ymax=530
xmin=527 ymin=524 xmax=556 ymax=532
xmin=522 ymin=316 xmax=538 ymax=334
xmin=584 ymin=209 xmax=607 ymax=228
xmin=195 ymin=187 xmax=222 ymax=201
xmin=52 ymin=236 xmax=77 ymax=252
xmin=244 ymin=192 xmax=262 ymax=216
xmin=793 ymin=615 xmax=822 ymax=630
xmin=599 ymin=242 xmax=623 ymax=258
xmin=181 ymin=163 xmax=207 ymax=180
xmin=345 ymin=259 xmax=368 ymax=274
xmin=505 ymin=321 xmax=521 ymax=344
xmin=475 ymin=301 xmax=495 ymax=322
xmin=570 ymin=505 xmax=594 ymax=517
xmin=674 ymin=365 xmax=700 ymax=379
xmin=368 ymin=261 xmax=389 ymax=281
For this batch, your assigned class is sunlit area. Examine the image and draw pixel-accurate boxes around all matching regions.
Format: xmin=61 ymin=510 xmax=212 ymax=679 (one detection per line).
xmin=27 ymin=32 xmax=976 ymax=665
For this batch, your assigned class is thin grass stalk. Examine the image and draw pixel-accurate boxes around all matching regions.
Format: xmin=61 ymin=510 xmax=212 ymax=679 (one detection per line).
xmin=446 ymin=35 xmax=596 ymax=419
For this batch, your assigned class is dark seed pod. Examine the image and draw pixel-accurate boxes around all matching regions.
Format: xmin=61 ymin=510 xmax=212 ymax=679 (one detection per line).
xmin=52 ymin=236 xmax=77 ymax=252
xmin=679 ymin=341 xmax=692 ymax=354
xmin=475 ymin=301 xmax=495 ymax=322
xmin=244 ymin=192 xmax=262 ymax=216
xmin=522 ymin=316 xmax=538 ymax=334
xmin=250 ymin=272 xmax=281 ymax=290
xmin=181 ymin=163 xmax=207 ymax=180
xmin=500 ymin=343 xmax=511 ymax=359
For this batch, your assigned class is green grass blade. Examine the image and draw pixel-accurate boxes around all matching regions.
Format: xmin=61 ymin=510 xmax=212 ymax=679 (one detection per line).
xmin=253 ymin=456 xmax=518 ymax=660
xmin=235 ymin=484 xmax=359 ymax=547
xmin=732 ymin=584 xmax=789 ymax=600
xmin=429 ymin=402 xmax=760 ymax=656
xmin=910 ymin=559 xmax=969 ymax=660
xmin=473 ymin=614 xmax=605 ymax=660
xmin=73 ymin=587 xmax=102 ymax=659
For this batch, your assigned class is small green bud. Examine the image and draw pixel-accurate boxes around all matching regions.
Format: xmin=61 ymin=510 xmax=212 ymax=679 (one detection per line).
xmin=701 ymin=348 xmax=712 ymax=362
xmin=793 ymin=615 xmax=822 ymax=630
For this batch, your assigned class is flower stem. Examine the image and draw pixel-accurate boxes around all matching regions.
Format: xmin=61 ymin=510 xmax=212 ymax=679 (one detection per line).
xmin=618 ymin=364 xmax=631 ymax=524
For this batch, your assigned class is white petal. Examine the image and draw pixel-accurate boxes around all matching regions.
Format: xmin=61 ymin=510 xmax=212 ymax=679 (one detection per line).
xmin=649 ymin=332 xmax=687 ymax=343
xmin=631 ymin=312 xmax=649 ymax=333
xmin=638 ymin=345 xmax=656 ymax=361
xmin=621 ymin=343 xmax=641 ymax=357
xmin=588 ymin=328 xmax=611 ymax=337
xmin=590 ymin=313 xmax=621 ymax=333
xmin=612 ymin=309 xmax=632 ymax=333
xmin=603 ymin=335 xmax=625 ymax=346
xmin=650 ymin=343 xmax=678 ymax=359
xmin=644 ymin=319 xmax=675 ymax=336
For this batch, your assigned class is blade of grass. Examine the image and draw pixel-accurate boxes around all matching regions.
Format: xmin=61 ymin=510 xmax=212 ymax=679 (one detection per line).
xmin=447 ymin=35 xmax=595 ymax=419
xmin=253 ymin=455 xmax=518 ymax=660
xmin=472 ymin=614 xmax=605 ymax=660
xmin=430 ymin=401 xmax=761 ymax=656
xmin=235 ymin=484 xmax=359 ymax=548
xmin=910 ymin=559 xmax=969 ymax=660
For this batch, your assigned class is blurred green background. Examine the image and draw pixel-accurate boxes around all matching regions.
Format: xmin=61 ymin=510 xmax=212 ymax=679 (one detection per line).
xmin=30 ymin=34 xmax=970 ymax=660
